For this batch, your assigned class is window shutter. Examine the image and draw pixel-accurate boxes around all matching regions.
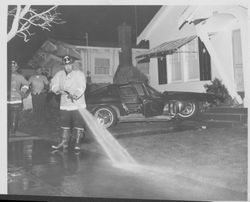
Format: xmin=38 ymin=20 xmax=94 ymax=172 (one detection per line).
xmin=198 ymin=38 xmax=211 ymax=81
xmin=158 ymin=57 xmax=167 ymax=84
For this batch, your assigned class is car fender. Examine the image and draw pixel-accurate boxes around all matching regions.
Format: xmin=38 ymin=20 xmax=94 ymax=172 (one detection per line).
xmin=163 ymin=91 xmax=219 ymax=103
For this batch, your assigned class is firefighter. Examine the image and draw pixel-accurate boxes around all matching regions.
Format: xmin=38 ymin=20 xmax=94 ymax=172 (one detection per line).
xmin=50 ymin=55 xmax=87 ymax=151
xmin=8 ymin=60 xmax=29 ymax=135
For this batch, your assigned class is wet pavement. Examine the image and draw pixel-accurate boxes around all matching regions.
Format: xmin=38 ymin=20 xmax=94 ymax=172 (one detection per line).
xmin=8 ymin=139 xmax=178 ymax=199
xmin=8 ymin=133 xmax=247 ymax=201
xmin=8 ymin=104 xmax=247 ymax=201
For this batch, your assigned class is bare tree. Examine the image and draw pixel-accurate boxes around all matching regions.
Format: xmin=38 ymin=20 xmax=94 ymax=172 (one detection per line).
xmin=8 ymin=5 xmax=65 ymax=42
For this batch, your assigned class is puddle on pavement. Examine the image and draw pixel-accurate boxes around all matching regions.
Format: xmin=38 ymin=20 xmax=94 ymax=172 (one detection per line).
xmin=8 ymin=139 xmax=175 ymax=199
xmin=8 ymin=139 xmax=247 ymax=201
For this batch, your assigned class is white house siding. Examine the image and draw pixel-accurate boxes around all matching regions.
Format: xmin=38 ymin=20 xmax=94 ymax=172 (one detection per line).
xmin=145 ymin=7 xmax=195 ymax=48
xmin=149 ymin=57 xmax=209 ymax=93
xmin=132 ymin=49 xmax=150 ymax=80
xmin=149 ymin=58 xmax=159 ymax=90
xmin=143 ymin=6 xmax=208 ymax=93
xmin=138 ymin=5 xmax=248 ymax=101
xmin=190 ymin=6 xmax=248 ymax=105
xmin=210 ymin=31 xmax=235 ymax=88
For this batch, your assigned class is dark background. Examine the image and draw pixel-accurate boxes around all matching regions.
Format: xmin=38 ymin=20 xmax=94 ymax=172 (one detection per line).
xmin=7 ymin=5 xmax=161 ymax=67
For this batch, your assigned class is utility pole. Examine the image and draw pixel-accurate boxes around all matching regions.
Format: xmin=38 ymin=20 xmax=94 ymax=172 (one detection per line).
xmin=134 ymin=6 xmax=138 ymax=40
xmin=85 ymin=32 xmax=89 ymax=46
xmin=84 ymin=32 xmax=91 ymax=83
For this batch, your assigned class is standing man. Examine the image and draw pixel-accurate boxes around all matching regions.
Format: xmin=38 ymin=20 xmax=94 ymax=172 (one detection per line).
xmin=50 ymin=55 xmax=87 ymax=151
xmin=28 ymin=67 xmax=49 ymax=124
xmin=8 ymin=60 xmax=29 ymax=135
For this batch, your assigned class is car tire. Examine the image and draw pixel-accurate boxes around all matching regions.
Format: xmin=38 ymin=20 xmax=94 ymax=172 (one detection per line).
xmin=93 ymin=106 xmax=118 ymax=128
xmin=177 ymin=101 xmax=198 ymax=120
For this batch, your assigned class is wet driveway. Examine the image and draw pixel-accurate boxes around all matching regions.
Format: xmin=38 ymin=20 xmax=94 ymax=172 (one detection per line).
xmin=8 ymin=139 xmax=176 ymax=200
xmin=8 ymin=137 xmax=247 ymax=201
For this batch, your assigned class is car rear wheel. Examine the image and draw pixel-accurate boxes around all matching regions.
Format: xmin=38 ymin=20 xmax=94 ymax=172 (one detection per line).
xmin=93 ymin=106 xmax=117 ymax=128
xmin=177 ymin=101 xmax=198 ymax=119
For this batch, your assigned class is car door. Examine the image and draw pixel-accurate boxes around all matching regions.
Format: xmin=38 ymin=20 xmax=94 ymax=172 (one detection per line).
xmin=119 ymin=84 xmax=142 ymax=113
xmin=133 ymin=83 xmax=164 ymax=117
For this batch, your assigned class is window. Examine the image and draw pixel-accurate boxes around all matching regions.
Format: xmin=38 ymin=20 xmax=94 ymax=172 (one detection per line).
xmin=94 ymin=58 xmax=110 ymax=75
xmin=119 ymin=86 xmax=139 ymax=104
xmin=186 ymin=39 xmax=199 ymax=80
xmin=169 ymin=51 xmax=182 ymax=82
xmin=167 ymin=38 xmax=203 ymax=83
xmin=133 ymin=83 xmax=146 ymax=96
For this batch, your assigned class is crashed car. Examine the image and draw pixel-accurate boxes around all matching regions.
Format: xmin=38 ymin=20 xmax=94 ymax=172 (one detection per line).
xmin=86 ymin=82 xmax=219 ymax=128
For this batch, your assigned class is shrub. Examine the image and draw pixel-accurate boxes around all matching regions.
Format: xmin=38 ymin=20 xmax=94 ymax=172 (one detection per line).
xmin=204 ymin=78 xmax=234 ymax=105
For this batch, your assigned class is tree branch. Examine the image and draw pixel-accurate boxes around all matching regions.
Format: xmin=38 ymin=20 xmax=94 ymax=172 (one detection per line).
xmin=8 ymin=5 xmax=65 ymax=42
xmin=8 ymin=5 xmax=21 ymax=42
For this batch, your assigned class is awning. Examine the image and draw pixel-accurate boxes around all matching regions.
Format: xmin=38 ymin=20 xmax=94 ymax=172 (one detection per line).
xmin=136 ymin=35 xmax=197 ymax=59
xmin=137 ymin=57 xmax=150 ymax=64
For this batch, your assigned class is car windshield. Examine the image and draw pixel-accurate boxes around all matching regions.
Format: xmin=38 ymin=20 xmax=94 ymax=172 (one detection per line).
xmin=133 ymin=83 xmax=146 ymax=96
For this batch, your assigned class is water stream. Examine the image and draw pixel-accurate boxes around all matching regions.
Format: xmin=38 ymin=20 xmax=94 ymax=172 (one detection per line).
xmin=77 ymin=107 xmax=136 ymax=166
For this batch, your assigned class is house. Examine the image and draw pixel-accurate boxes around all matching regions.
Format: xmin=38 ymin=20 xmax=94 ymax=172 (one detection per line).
xmin=27 ymin=39 xmax=150 ymax=83
xmin=136 ymin=5 xmax=249 ymax=107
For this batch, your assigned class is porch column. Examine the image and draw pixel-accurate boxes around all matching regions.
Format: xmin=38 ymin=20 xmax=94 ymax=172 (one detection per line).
xmin=80 ymin=49 xmax=85 ymax=73
xmin=195 ymin=24 xmax=243 ymax=104
xmin=236 ymin=10 xmax=249 ymax=108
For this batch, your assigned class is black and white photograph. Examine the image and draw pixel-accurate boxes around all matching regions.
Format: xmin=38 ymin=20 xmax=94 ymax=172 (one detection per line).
xmin=2 ymin=0 xmax=249 ymax=201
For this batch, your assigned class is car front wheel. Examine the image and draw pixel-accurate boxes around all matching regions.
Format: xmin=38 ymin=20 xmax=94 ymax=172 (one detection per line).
xmin=93 ymin=106 xmax=118 ymax=128
xmin=177 ymin=101 xmax=198 ymax=119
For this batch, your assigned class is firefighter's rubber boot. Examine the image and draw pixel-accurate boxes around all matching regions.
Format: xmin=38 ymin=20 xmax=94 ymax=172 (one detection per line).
xmin=74 ymin=129 xmax=85 ymax=152
xmin=52 ymin=129 xmax=70 ymax=151
xmin=10 ymin=110 xmax=20 ymax=135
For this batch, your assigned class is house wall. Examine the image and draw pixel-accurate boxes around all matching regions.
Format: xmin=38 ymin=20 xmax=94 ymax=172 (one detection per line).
xmin=149 ymin=57 xmax=210 ymax=93
xmin=146 ymin=6 xmax=208 ymax=92
xmin=29 ymin=40 xmax=149 ymax=84
xmin=147 ymin=6 xmax=197 ymax=48
xmin=143 ymin=5 xmax=246 ymax=95
xmin=76 ymin=47 xmax=149 ymax=84
xmin=210 ymin=30 xmax=235 ymax=87
xmin=194 ymin=6 xmax=247 ymax=104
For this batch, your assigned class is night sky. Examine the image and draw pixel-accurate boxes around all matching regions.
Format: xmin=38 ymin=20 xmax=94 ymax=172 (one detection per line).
xmin=7 ymin=5 xmax=161 ymax=67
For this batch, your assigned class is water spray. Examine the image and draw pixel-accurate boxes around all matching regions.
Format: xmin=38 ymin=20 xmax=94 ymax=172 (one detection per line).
xmin=73 ymin=99 xmax=136 ymax=166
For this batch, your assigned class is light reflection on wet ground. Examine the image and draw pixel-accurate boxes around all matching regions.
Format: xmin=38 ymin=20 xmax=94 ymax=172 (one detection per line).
xmin=8 ymin=139 xmax=174 ymax=199
xmin=8 ymin=139 xmax=247 ymax=200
